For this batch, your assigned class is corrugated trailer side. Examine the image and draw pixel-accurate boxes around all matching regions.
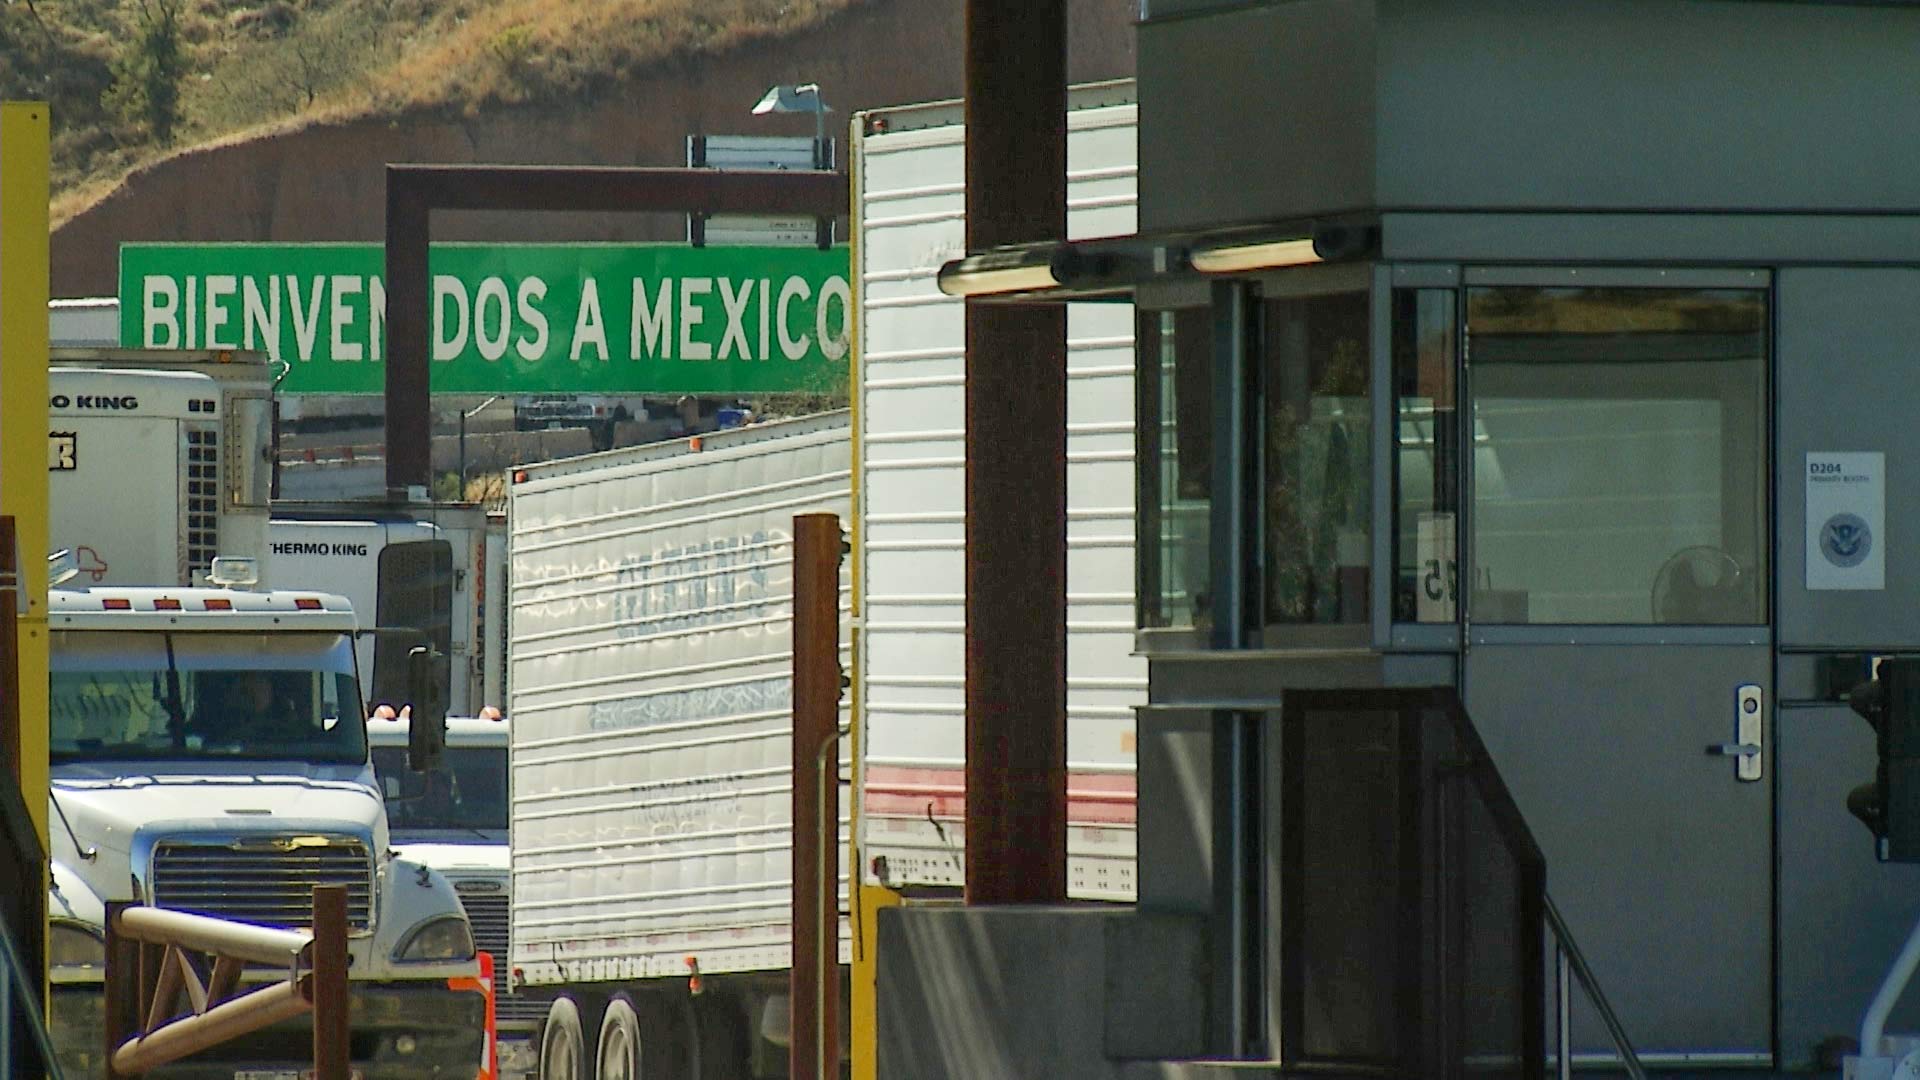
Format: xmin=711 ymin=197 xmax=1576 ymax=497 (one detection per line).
xmin=853 ymin=83 xmax=1144 ymax=902
xmin=507 ymin=413 xmax=850 ymax=1079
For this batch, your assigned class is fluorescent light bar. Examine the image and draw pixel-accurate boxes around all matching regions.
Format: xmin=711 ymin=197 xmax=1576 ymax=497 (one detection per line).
xmin=1188 ymin=237 xmax=1322 ymax=274
xmin=936 ymin=247 xmax=1063 ymax=298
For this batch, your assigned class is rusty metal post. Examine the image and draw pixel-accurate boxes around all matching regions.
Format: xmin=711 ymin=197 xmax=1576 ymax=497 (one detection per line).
xmin=383 ymin=179 xmax=431 ymax=498
xmin=104 ymin=900 xmax=140 ymax=1080
xmin=791 ymin=513 xmax=842 ymax=1080
xmin=962 ymin=0 xmax=1069 ymax=904
xmin=311 ymin=885 xmax=350 ymax=1080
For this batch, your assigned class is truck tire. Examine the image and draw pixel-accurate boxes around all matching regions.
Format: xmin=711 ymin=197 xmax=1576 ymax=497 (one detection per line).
xmin=595 ymin=996 xmax=646 ymax=1080
xmin=540 ymin=998 xmax=589 ymax=1080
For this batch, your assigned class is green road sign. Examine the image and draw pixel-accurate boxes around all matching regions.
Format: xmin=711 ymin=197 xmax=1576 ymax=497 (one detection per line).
xmin=119 ymin=243 xmax=852 ymax=396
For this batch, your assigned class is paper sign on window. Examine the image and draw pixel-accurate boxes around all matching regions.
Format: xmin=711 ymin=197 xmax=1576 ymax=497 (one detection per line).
xmin=1416 ymin=511 xmax=1457 ymax=621
xmin=1806 ymin=452 xmax=1885 ymax=591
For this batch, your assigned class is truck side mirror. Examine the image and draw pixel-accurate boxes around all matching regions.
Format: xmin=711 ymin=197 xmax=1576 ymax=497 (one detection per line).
xmin=407 ymin=645 xmax=448 ymax=773
xmin=373 ymin=540 xmax=454 ymax=712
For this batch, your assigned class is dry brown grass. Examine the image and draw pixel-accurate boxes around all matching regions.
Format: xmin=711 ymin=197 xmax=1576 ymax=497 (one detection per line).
xmin=366 ymin=0 xmax=851 ymax=113
xmin=48 ymin=0 xmax=859 ymax=226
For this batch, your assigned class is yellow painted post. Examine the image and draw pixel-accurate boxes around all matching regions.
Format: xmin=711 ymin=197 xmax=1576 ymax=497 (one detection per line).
xmin=850 ymin=883 xmax=899 ymax=1080
xmin=0 ymin=101 xmax=52 ymax=847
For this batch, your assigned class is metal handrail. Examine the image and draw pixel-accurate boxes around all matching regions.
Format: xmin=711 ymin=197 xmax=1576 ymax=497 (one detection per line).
xmin=0 ymin=900 xmax=68 ymax=1080
xmin=114 ymin=906 xmax=312 ymax=970
xmin=105 ymin=886 xmax=350 ymax=1078
xmin=1544 ymin=892 xmax=1647 ymax=1080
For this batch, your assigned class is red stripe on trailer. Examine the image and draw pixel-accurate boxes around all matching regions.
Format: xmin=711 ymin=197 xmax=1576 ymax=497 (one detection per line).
xmin=861 ymin=765 xmax=1137 ymax=825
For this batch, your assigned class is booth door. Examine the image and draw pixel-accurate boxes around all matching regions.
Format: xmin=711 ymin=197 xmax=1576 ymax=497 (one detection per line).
xmin=1457 ymin=277 xmax=1772 ymax=1061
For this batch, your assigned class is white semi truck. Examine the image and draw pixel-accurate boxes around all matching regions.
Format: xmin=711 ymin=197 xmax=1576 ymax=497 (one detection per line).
xmin=498 ymin=82 xmax=1141 ymax=1080
xmin=508 ymin=413 xmax=852 ymax=1080
xmin=44 ymin=586 xmax=485 ymax=1080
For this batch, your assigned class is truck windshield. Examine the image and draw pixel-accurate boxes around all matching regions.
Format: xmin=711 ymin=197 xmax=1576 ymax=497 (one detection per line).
xmin=371 ymin=746 xmax=508 ymax=832
xmin=49 ymin=631 xmax=367 ymax=765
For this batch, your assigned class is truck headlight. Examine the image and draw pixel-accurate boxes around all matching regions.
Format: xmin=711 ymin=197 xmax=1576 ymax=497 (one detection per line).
xmin=392 ymin=915 xmax=475 ymax=963
xmin=49 ymin=921 xmax=104 ymax=974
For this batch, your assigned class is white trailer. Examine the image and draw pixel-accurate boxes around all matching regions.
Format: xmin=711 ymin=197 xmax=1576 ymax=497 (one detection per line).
xmin=47 ymin=349 xmax=275 ymax=589
xmin=508 ymin=414 xmax=851 ymax=1080
xmin=852 ymin=81 xmax=1143 ymax=901
xmin=498 ymin=84 xmax=1141 ymax=1080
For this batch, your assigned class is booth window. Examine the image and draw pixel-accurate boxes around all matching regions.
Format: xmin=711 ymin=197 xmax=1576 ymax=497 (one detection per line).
xmin=1465 ymin=287 xmax=1767 ymax=625
xmin=1392 ymin=290 xmax=1459 ymax=623
xmin=1263 ymin=290 xmax=1370 ymax=625
xmin=1138 ymin=307 xmax=1213 ymax=630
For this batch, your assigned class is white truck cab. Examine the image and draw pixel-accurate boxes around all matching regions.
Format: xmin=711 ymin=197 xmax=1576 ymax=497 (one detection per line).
xmin=44 ymin=587 xmax=485 ymax=1080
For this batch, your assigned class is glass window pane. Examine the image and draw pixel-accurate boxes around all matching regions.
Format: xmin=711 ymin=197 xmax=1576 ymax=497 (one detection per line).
xmin=1138 ymin=308 xmax=1213 ymax=630
xmin=1466 ymin=287 xmax=1767 ymax=625
xmin=1393 ymin=289 xmax=1459 ymax=623
xmin=1263 ymin=290 xmax=1371 ymax=625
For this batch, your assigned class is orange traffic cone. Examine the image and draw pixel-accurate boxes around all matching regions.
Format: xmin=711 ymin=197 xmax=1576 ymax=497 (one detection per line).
xmin=448 ymin=952 xmax=497 ymax=1080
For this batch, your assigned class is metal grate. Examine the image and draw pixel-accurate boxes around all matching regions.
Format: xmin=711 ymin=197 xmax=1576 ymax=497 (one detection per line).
xmin=150 ymin=838 xmax=373 ymax=930
xmin=453 ymin=885 xmax=545 ymax=1022
xmin=183 ymin=425 xmax=220 ymax=582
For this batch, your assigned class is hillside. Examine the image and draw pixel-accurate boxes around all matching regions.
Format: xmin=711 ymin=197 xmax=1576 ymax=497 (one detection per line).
xmin=4 ymin=0 xmax=865 ymax=218
xmin=20 ymin=0 xmax=1137 ymax=296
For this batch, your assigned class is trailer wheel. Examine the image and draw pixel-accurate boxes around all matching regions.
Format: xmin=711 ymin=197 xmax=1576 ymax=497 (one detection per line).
xmin=540 ymin=998 xmax=588 ymax=1080
xmin=596 ymin=997 xmax=645 ymax=1080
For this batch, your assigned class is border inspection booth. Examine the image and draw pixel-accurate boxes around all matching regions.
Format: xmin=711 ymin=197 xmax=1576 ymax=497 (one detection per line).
xmin=878 ymin=2 xmax=1920 ymax=1077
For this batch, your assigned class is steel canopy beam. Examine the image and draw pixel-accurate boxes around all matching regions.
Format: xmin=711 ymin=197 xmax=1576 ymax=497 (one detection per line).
xmin=382 ymin=165 xmax=847 ymax=495
xmin=962 ymin=0 xmax=1068 ymax=904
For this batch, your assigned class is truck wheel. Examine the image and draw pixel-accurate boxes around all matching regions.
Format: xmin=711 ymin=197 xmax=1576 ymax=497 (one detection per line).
xmin=596 ymin=997 xmax=645 ymax=1080
xmin=540 ymin=998 xmax=588 ymax=1080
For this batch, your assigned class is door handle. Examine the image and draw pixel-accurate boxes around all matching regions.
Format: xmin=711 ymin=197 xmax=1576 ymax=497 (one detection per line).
xmin=1708 ymin=684 xmax=1765 ymax=782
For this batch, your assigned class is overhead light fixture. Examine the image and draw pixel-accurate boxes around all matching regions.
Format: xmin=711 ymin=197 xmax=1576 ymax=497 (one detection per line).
xmin=751 ymin=83 xmax=827 ymax=117
xmin=752 ymin=83 xmax=831 ymax=171
xmin=1188 ymin=237 xmax=1321 ymax=274
xmin=936 ymin=245 xmax=1062 ymax=298
xmin=1188 ymin=224 xmax=1378 ymax=274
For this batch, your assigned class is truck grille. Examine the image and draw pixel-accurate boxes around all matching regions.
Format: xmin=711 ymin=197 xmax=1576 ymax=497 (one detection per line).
xmin=453 ymin=884 xmax=543 ymax=1022
xmin=150 ymin=838 xmax=373 ymax=930
xmin=183 ymin=425 xmax=219 ymax=582
xmin=458 ymin=889 xmax=509 ymax=963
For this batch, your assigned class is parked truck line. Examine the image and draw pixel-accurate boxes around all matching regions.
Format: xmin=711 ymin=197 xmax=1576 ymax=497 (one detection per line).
xmin=496 ymin=83 xmax=1141 ymax=1080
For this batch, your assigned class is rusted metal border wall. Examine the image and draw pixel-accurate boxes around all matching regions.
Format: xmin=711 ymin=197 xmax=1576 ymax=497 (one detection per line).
xmin=962 ymin=0 xmax=1069 ymax=904
xmin=382 ymin=165 xmax=848 ymax=494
